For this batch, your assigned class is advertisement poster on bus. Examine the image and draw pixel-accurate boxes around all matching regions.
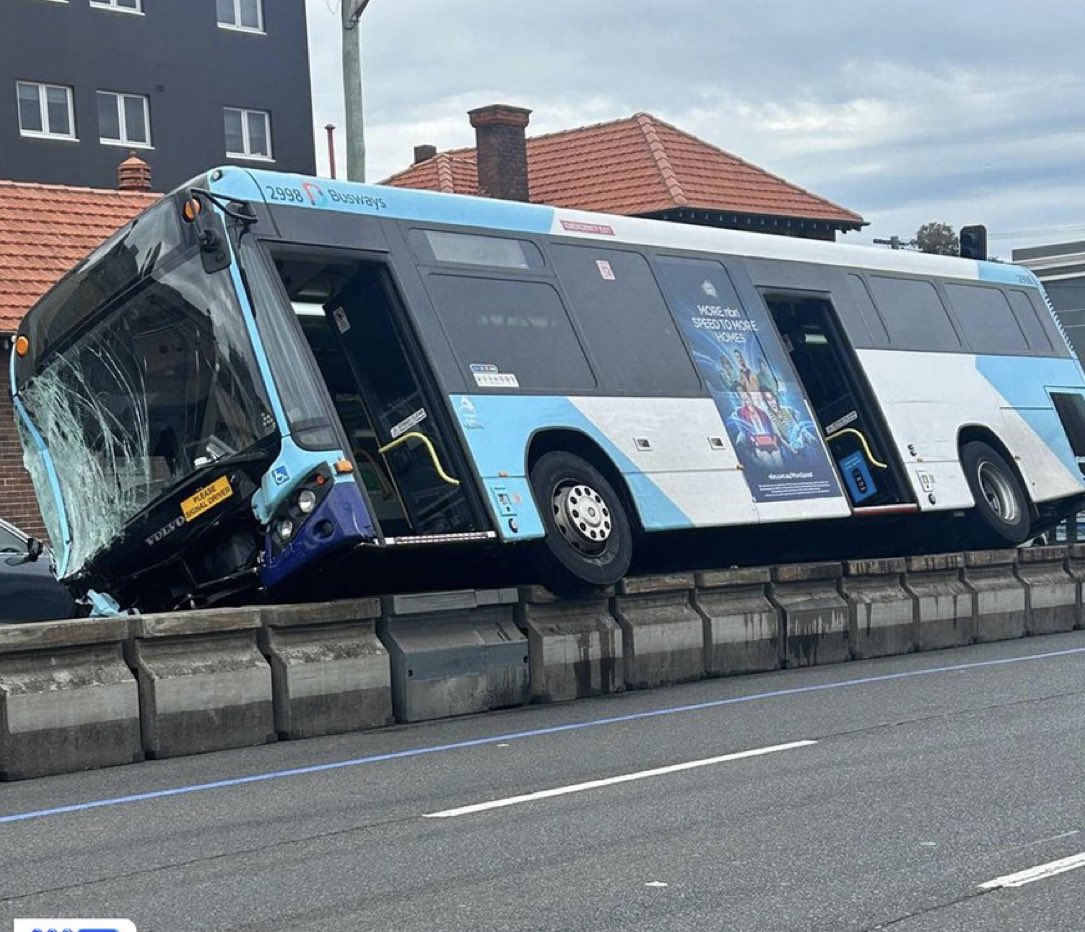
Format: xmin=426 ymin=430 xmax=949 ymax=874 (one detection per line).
xmin=655 ymin=257 xmax=841 ymax=503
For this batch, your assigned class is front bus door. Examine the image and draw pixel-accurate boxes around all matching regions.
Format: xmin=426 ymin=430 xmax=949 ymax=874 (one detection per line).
xmin=324 ymin=265 xmax=485 ymax=541
xmin=763 ymin=292 xmax=913 ymax=511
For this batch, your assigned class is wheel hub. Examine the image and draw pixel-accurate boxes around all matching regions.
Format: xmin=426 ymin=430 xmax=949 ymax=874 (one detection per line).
xmin=977 ymin=461 xmax=1020 ymax=523
xmin=552 ymin=483 xmax=612 ymax=554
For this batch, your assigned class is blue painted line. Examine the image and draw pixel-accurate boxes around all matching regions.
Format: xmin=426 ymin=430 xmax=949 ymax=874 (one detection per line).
xmin=3 ymin=644 xmax=1084 ymax=825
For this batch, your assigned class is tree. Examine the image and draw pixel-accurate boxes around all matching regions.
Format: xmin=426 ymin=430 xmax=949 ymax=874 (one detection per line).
xmin=913 ymin=222 xmax=960 ymax=256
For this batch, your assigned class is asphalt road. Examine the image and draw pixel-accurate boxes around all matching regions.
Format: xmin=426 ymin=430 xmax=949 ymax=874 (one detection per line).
xmin=2 ymin=630 xmax=1085 ymax=932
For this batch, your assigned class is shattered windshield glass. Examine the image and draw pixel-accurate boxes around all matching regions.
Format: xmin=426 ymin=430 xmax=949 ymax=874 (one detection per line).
xmin=20 ymin=248 xmax=276 ymax=577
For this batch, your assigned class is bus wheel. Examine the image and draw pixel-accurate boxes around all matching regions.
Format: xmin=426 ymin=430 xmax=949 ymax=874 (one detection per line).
xmin=961 ymin=440 xmax=1031 ymax=547
xmin=529 ymin=451 xmax=633 ymax=596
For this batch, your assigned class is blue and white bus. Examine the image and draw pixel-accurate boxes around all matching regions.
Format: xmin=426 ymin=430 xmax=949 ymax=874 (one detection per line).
xmin=12 ymin=166 xmax=1085 ymax=612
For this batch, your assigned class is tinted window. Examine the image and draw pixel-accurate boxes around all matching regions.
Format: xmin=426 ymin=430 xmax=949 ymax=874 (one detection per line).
xmin=1024 ymin=289 xmax=1073 ymax=358
xmin=550 ymin=245 xmax=700 ymax=393
xmin=1005 ymin=289 xmax=1054 ymax=353
xmin=867 ymin=276 xmax=961 ymax=349
xmin=845 ymin=274 xmax=889 ymax=344
xmin=426 ymin=274 xmax=595 ymax=391
xmin=410 ymin=229 xmax=544 ymax=270
xmin=944 ymin=283 xmax=1028 ymax=355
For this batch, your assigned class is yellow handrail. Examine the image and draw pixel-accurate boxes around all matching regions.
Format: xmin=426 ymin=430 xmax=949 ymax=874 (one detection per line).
xmin=825 ymin=427 xmax=889 ymax=469
xmin=378 ymin=431 xmax=461 ymax=485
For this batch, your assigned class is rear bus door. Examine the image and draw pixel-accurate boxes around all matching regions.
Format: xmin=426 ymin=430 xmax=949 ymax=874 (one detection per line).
xmin=760 ymin=291 xmax=913 ymax=511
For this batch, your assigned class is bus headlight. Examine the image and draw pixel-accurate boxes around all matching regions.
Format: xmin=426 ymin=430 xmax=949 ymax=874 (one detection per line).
xmin=277 ymin=517 xmax=294 ymax=541
xmin=297 ymin=489 xmax=317 ymax=514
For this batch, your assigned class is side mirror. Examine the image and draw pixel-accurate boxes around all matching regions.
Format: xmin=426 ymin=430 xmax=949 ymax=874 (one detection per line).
xmin=181 ymin=192 xmax=232 ymax=274
xmin=26 ymin=537 xmax=43 ymax=562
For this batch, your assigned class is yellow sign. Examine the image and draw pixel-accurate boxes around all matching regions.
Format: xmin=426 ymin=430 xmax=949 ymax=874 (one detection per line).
xmin=181 ymin=475 xmax=234 ymax=522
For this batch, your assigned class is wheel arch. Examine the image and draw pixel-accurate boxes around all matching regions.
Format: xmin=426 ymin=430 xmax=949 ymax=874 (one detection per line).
xmin=525 ymin=428 xmax=644 ymax=534
xmin=957 ymin=424 xmax=1038 ymax=518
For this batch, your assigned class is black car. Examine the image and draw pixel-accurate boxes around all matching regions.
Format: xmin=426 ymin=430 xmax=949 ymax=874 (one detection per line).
xmin=0 ymin=518 xmax=75 ymax=622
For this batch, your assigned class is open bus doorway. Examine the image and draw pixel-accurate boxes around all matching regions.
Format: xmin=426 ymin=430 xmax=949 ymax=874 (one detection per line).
xmin=271 ymin=250 xmax=486 ymax=543
xmin=763 ymin=292 xmax=914 ymax=512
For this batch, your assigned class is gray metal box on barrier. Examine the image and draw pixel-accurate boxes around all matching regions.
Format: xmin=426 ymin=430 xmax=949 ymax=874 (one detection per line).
xmin=694 ymin=567 xmax=780 ymax=676
xmin=260 ymin=598 xmax=394 ymax=739
xmin=0 ymin=618 xmax=141 ymax=781
xmin=518 ymin=586 xmax=623 ymax=702
xmin=379 ymin=589 xmax=528 ymax=723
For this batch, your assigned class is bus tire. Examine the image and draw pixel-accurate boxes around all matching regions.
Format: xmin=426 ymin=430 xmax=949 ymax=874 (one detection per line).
xmin=961 ymin=440 xmax=1031 ymax=547
xmin=529 ymin=451 xmax=633 ymax=595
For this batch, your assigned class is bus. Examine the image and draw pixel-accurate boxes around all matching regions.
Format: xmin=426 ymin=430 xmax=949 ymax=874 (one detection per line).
xmin=12 ymin=166 xmax=1085 ymax=613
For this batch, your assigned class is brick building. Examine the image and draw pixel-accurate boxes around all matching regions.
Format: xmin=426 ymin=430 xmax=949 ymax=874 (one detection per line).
xmin=382 ymin=105 xmax=866 ymax=240
xmin=0 ymin=162 xmax=157 ymax=536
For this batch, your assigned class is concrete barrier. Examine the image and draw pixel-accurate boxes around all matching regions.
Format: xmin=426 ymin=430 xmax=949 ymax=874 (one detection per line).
xmin=903 ymin=553 xmax=974 ymax=651
xmin=612 ymin=574 xmax=705 ymax=689
xmin=841 ymin=558 xmax=915 ymax=659
xmin=962 ymin=550 xmax=1027 ymax=643
xmin=693 ymin=567 xmax=780 ymax=676
xmin=1015 ymin=545 xmax=1076 ymax=636
xmin=517 ymin=586 xmax=623 ymax=702
xmin=378 ymin=589 xmax=527 ymax=723
xmin=127 ymin=607 xmax=275 ymax=759
xmin=770 ymin=562 xmax=849 ymax=668
xmin=1064 ymin=543 xmax=1085 ymax=629
xmin=0 ymin=618 xmax=141 ymax=780
xmin=259 ymin=598 xmax=393 ymax=739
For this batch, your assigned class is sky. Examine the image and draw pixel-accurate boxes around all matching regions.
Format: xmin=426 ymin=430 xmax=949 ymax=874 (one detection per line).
xmin=303 ymin=0 xmax=1085 ymax=259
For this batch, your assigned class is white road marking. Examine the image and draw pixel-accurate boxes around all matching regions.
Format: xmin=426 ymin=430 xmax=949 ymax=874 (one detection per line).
xmin=423 ymin=740 xmax=817 ymax=818
xmin=980 ymin=851 xmax=1085 ymax=889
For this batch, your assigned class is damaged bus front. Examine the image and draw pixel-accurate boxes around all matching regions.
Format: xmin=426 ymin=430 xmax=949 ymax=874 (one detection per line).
xmin=11 ymin=183 xmax=378 ymax=613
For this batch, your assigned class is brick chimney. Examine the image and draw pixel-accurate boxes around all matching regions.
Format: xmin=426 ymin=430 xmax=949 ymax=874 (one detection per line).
xmin=468 ymin=104 xmax=531 ymax=202
xmin=413 ymin=144 xmax=437 ymax=164
xmin=117 ymin=151 xmax=151 ymax=191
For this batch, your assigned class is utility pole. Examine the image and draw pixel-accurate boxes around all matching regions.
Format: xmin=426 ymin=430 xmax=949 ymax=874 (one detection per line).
xmin=341 ymin=0 xmax=372 ymax=182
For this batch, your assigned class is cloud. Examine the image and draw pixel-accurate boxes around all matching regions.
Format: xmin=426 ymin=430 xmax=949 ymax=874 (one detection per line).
xmin=304 ymin=0 xmax=1085 ymax=255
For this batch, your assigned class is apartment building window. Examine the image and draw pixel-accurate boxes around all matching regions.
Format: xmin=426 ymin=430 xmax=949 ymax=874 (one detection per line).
xmin=217 ymin=0 xmax=263 ymax=32
xmin=224 ymin=107 xmax=272 ymax=159
xmin=97 ymin=91 xmax=151 ymax=147
xmin=16 ymin=81 xmax=76 ymax=139
xmin=89 ymin=0 xmax=142 ymax=12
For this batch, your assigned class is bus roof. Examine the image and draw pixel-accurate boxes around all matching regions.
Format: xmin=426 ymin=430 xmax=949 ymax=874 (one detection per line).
xmin=202 ymin=165 xmax=1034 ymax=290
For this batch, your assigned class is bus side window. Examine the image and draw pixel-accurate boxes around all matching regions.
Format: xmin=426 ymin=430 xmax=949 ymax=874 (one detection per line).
xmin=944 ymin=283 xmax=1030 ymax=355
xmin=1005 ymin=290 xmax=1054 ymax=354
xmin=425 ymin=273 xmax=596 ymax=392
xmin=548 ymin=245 xmax=701 ymax=395
xmin=845 ymin=274 xmax=890 ymax=345
xmin=867 ymin=276 xmax=961 ymax=350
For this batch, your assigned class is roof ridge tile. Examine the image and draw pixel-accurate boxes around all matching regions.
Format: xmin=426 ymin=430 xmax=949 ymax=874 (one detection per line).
xmin=635 ymin=113 xmax=688 ymax=207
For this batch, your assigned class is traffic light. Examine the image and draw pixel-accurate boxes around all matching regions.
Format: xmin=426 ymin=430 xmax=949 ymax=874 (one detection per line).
xmin=959 ymin=224 xmax=988 ymax=261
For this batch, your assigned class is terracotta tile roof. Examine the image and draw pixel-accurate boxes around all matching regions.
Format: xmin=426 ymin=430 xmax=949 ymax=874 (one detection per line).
xmin=0 ymin=180 xmax=159 ymax=332
xmin=381 ymin=112 xmax=864 ymax=228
